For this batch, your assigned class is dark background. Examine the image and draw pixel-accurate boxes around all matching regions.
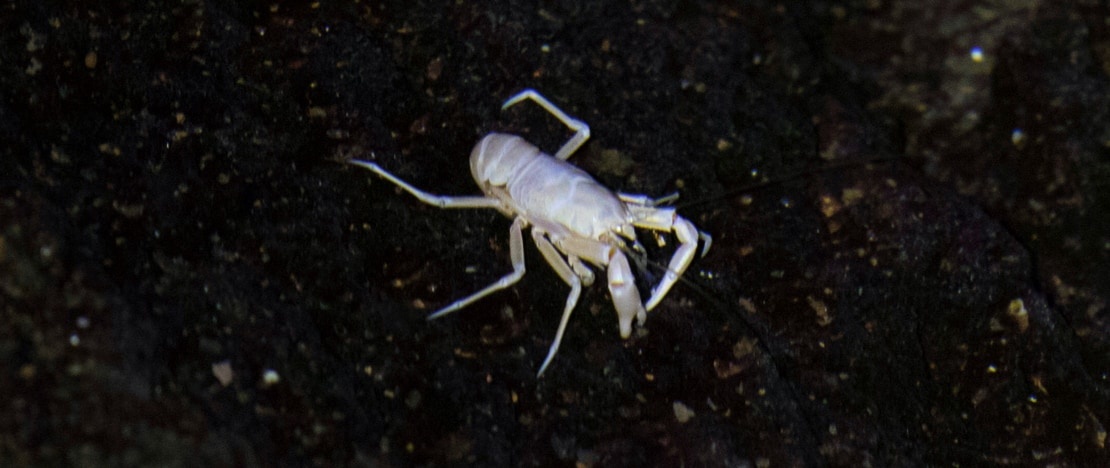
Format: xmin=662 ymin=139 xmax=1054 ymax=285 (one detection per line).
xmin=2 ymin=0 xmax=1108 ymax=466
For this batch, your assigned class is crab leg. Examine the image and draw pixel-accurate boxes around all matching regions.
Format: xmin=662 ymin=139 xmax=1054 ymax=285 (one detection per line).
xmin=349 ymin=159 xmax=503 ymax=209
xmin=531 ymin=229 xmax=583 ymax=377
xmin=502 ymin=89 xmax=591 ymax=161
xmin=644 ymin=216 xmax=700 ymax=311
xmin=567 ymin=256 xmax=596 ymax=287
xmin=427 ymin=217 xmax=526 ymax=320
xmin=628 ymin=205 xmax=707 ymax=311
xmin=617 ymin=191 xmax=680 ymax=207
xmin=555 ymin=235 xmax=647 ymax=339
xmin=606 ymin=250 xmax=646 ymax=338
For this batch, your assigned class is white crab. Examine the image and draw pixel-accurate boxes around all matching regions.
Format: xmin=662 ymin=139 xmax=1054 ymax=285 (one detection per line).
xmin=349 ymin=89 xmax=710 ymax=375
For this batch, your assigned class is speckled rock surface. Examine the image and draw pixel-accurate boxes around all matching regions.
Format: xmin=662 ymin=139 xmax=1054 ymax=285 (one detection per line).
xmin=2 ymin=1 xmax=1107 ymax=466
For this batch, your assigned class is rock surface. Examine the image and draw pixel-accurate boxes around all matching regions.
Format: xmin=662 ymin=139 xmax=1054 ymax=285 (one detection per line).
xmin=2 ymin=1 xmax=1107 ymax=465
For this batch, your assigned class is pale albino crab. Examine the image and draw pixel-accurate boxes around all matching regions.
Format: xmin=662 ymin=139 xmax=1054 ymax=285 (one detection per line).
xmin=349 ymin=89 xmax=710 ymax=375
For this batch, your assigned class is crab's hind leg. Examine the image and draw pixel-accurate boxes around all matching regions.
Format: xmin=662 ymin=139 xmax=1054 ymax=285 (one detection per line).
xmin=501 ymin=89 xmax=590 ymax=161
xmin=427 ymin=217 xmax=527 ymax=320
xmin=349 ymin=159 xmax=502 ymax=209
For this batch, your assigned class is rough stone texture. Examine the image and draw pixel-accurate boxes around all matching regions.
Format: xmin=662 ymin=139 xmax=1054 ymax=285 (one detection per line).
xmin=1 ymin=1 xmax=1107 ymax=466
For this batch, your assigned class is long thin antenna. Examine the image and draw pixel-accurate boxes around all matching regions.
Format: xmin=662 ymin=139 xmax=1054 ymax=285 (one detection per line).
xmin=676 ymin=155 xmax=902 ymax=210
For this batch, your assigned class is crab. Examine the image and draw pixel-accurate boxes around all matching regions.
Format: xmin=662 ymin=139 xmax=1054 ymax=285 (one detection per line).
xmin=348 ymin=89 xmax=710 ymax=375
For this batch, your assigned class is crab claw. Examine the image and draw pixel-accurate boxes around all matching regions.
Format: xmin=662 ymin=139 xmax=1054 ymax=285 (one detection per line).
xmin=607 ymin=250 xmax=646 ymax=338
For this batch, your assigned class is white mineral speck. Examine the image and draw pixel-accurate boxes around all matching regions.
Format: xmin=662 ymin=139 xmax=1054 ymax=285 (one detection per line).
xmin=970 ymin=46 xmax=984 ymax=62
xmin=673 ymin=401 xmax=696 ymax=423
xmin=262 ymin=369 xmax=280 ymax=386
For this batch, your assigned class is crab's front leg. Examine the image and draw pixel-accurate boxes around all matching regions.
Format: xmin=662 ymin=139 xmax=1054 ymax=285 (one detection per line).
xmin=607 ymin=249 xmax=647 ymax=338
xmin=628 ymin=205 xmax=710 ymax=311
xmin=555 ymin=235 xmax=646 ymax=339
